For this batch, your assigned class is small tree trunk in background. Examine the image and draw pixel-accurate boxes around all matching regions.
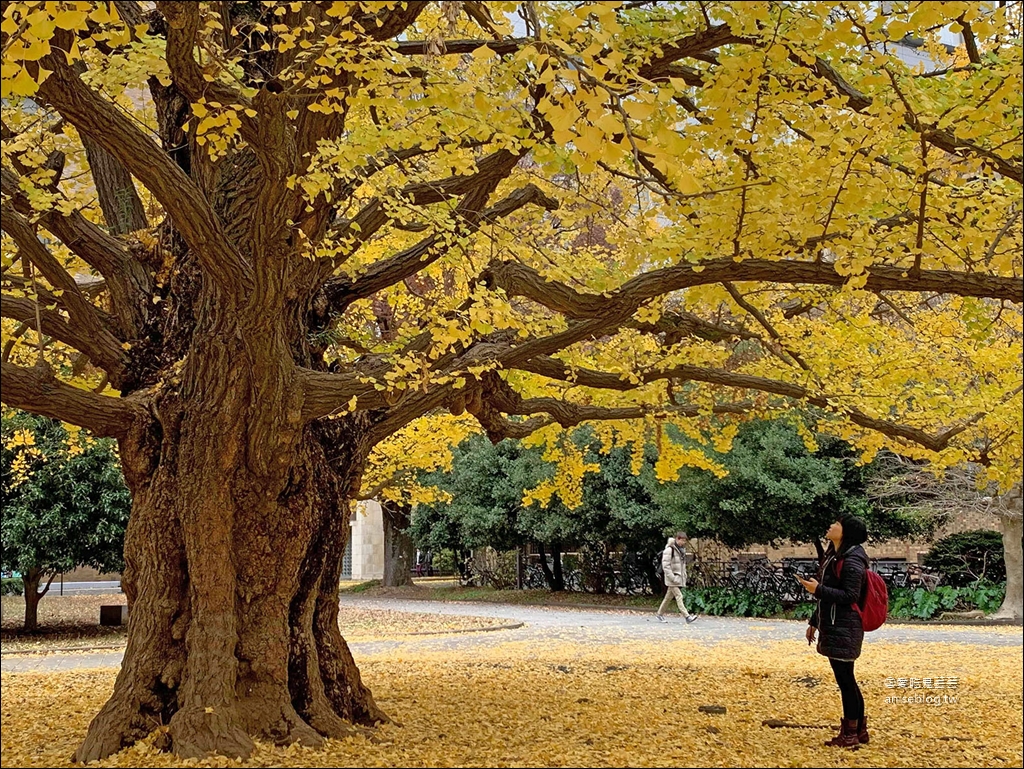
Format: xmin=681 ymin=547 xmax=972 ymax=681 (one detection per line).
xmin=381 ymin=501 xmax=414 ymax=588
xmin=552 ymin=541 xmax=565 ymax=592
xmin=992 ymin=485 xmax=1023 ymax=620
xmin=537 ymin=542 xmax=557 ymax=591
xmin=456 ymin=549 xmax=471 ymax=581
xmin=592 ymin=545 xmax=609 ymax=595
xmin=22 ymin=567 xmax=43 ymax=633
xmin=645 ymin=554 xmax=661 ymax=595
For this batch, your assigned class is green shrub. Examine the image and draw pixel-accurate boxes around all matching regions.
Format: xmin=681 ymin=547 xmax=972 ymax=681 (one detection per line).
xmin=790 ymin=602 xmax=816 ymax=620
xmin=887 ymin=582 xmax=1005 ymax=619
xmin=686 ymin=587 xmax=782 ymax=618
xmin=432 ymin=549 xmax=457 ymax=575
xmin=1 ymin=577 xmax=23 ymax=596
xmin=923 ymin=529 xmax=1005 ymax=587
xmin=967 ymin=582 xmax=1009 ymax=613
xmin=472 ymin=550 xmax=519 ymax=590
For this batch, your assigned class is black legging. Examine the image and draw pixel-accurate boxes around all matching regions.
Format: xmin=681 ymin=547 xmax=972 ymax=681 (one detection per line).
xmin=829 ymin=659 xmax=864 ymax=721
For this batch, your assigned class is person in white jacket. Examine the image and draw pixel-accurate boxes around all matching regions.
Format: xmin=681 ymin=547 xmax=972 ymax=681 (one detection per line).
xmin=657 ymin=532 xmax=698 ymax=623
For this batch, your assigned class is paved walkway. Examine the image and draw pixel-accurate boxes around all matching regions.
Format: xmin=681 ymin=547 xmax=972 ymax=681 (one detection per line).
xmin=3 ymin=597 xmax=1020 ymax=673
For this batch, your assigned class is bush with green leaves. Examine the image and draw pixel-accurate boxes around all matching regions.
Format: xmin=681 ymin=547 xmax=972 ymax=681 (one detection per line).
xmin=677 ymin=583 xmax=1006 ymax=620
xmin=1 ymin=410 xmax=130 ymax=630
xmin=431 ymin=549 xmax=457 ymax=575
xmin=923 ymin=529 xmax=1006 ymax=587
xmin=887 ymin=582 xmax=1006 ymax=619
xmin=790 ymin=602 xmax=816 ymax=620
xmin=685 ymin=587 xmax=783 ymax=618
xmin=1 ymin=577 xmax=24 ymax=596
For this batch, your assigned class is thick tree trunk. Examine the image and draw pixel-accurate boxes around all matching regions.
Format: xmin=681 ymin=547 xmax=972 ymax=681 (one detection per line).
xmin=381 ymin=501 xmax=414 ymax=588
xmin=75 ymin=403 xmax=387 ymax=762
xmin=992 ymin=485 xmax=1023 ymax=620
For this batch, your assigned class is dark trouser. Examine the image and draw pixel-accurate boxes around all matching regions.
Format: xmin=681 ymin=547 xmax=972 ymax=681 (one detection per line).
xmin=829 ymin=659 xmax=864 ymax=721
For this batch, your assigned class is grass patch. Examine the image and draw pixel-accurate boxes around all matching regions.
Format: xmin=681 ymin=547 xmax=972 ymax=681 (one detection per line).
xmin=340 ymin=579 xmax=382 ymax=594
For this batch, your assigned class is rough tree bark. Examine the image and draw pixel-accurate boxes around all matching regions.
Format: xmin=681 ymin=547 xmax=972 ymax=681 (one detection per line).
xmin=991 ymin=485 xmax=1023 ymax=620
xmin=536 ymin=542 xmax=555 ymax=591
xmin=75 ymin=404 xmax=388 ymax=761
xmin=81 ymin=136 xmax=149 ymax=236
xmin=381 ymin=501 xmax=415 ymax=588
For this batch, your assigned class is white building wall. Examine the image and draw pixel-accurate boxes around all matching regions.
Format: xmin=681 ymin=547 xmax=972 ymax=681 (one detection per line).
xmin=350 ymin=499 xmax=385 ymax=580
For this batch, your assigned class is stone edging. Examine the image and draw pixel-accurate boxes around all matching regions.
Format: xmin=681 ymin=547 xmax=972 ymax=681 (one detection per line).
xmin=406 ymin=621 xmax=524 ymax=636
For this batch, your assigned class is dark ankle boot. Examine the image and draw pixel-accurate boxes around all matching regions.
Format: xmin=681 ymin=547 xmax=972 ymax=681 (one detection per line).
xmin=824 ymin=719 xmax=861 ymax=748
xmin=857 ymin=715 xmax=869 ymax=744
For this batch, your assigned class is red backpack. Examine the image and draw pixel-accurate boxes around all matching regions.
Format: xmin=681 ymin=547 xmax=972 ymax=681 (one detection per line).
xmin=836 ymin=557 xmax=888 ymax=632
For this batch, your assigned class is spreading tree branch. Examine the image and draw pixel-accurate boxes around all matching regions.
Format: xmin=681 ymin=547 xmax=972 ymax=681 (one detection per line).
xmin=322 ymin=182 xmax=558 ymax=316
xmin=0 ymin=294 xmax=113 ymax=362
xmin=481 ymin=257 xmax=1024 ymax=321
xmin=514 ymin=356 xmax=973 ymax=453
xmin=30 ymin=29 xmax=253 ymax=292
xmin=1 ymin=165 xmax=151 ymax=337
xmin=798 ymin=54 xmax=1021 ymax=183
xmin=0 ymin=207 xmax=126 ymax=377
xmin=0 ymin=361 xmax=141 ymax=438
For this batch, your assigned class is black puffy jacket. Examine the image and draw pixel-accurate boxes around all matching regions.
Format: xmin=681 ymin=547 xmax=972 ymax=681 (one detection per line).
xmin=809 ymin=543 xmax=868 ymax=661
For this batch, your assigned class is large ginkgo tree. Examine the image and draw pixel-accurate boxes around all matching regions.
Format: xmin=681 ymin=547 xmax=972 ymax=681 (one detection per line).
xmin=1 ymin=0 xmax=1020 ymax=760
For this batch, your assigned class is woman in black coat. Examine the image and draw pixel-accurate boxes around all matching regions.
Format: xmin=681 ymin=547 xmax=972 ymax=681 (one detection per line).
xmin=797 ymin=514 xmax=870 ymax=748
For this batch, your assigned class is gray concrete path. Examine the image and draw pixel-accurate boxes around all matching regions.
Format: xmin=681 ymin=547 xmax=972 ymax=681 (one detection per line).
xmin=41 ymin=580 xmax=122 ymax=595
xmin=3 ymin=596 xmax=1019 ymax=674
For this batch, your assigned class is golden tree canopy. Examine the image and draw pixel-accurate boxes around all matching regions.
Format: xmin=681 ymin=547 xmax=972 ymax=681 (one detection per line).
xmin=2 ymin=1 xmax=1022 ymax=498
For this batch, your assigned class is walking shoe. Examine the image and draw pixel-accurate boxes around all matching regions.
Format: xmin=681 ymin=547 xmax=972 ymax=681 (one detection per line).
xmin=685 ymin=614 xmax=699 ymax=624
xmin=656 ymin=614 xmax=667 ymax=623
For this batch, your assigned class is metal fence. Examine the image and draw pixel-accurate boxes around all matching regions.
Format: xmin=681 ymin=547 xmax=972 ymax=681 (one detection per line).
xmin=464 ymin=549 xmax=942 ymax=599
xmin=688 ymin=557 xmax=941 ymax=602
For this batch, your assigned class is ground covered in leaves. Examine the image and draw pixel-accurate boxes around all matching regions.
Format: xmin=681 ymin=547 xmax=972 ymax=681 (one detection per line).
xmin=2 ymin=633 xmax=1020 ymax=767
xmin=1 ymin=594 xmax=509 ymax=653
